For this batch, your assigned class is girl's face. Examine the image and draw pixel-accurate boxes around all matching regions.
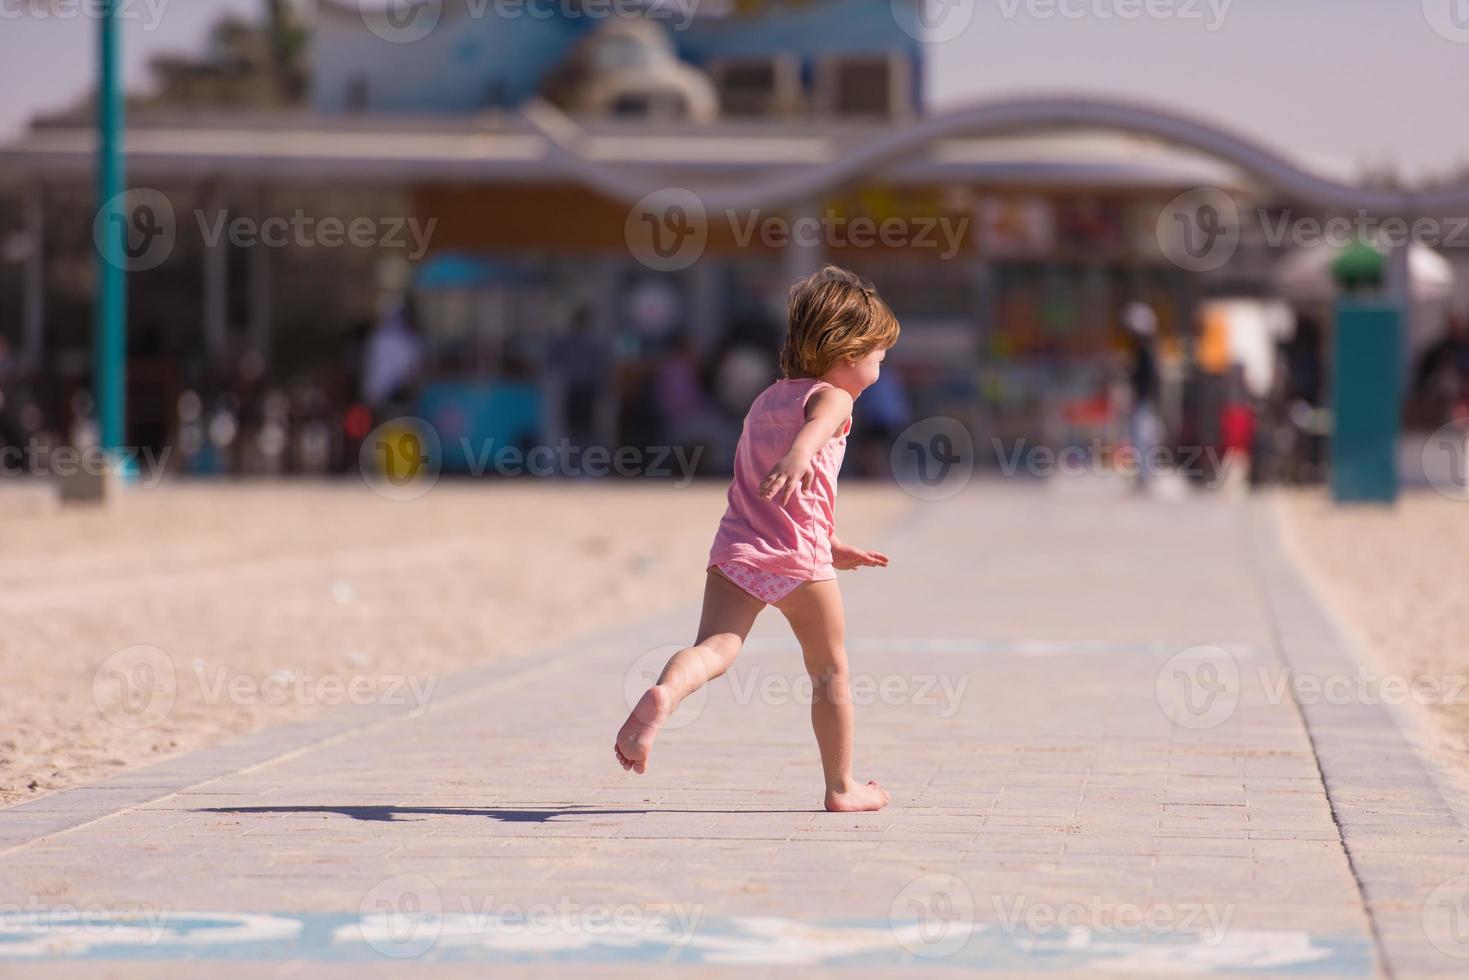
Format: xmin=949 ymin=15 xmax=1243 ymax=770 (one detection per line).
xmin=826 ymin=347 xmax=887 ymax=397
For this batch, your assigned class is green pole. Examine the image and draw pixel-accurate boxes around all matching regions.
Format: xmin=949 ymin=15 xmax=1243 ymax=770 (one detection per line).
xmin=94 ymin=0 xmax=126 ymax=456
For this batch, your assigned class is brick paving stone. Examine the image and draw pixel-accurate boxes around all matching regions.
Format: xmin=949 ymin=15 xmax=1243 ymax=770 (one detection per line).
xmin=2 ymin=483 xmax=1461 ymax=976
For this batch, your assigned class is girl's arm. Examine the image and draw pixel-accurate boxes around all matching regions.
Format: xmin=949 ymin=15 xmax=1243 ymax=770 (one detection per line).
xmin=758 ymin=386 xmax=853 ymax=504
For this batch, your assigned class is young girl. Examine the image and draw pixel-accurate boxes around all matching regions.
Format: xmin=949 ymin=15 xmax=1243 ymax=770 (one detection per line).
xmin=615 ymin=265 xmax=899 ymax=813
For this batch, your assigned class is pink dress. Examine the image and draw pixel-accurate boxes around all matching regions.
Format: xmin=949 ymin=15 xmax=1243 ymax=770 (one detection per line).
xmin=708 ymin=378 xmax=849 ymax=603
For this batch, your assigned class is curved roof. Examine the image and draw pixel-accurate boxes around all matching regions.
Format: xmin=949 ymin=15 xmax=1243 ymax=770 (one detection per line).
xmin=3 ymin=94 xmax=1467 ymax=218
xmin=522 ymin=95 xmax=1469 ymax=215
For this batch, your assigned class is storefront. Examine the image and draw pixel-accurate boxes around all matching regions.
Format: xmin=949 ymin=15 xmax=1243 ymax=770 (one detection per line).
xmin=14 ymin=96 xmax=1433 ymax=478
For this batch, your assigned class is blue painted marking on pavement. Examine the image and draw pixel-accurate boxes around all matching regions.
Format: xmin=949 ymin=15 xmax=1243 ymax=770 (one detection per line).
xmin=0 ymin=911 xmax=1374 ymax=973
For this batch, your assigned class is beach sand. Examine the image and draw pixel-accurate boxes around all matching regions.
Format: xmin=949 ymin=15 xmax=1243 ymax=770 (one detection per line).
xmin=1277 ymin=488 xmax=1469 ymax=784
xmin=0 ymin=480 xmax=910 ymax=806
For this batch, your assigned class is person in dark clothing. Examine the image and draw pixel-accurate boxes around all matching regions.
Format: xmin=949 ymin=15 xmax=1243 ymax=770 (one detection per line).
xmin=551 ymin=308 xmax=610 ymax=450
xmin=1122 ymin=302 xmax=1163 ymax=490
xmin=1131 ymin=332 xmax=1160 ymax=406
xmin=1278 ymin=313 xmax=1327 ymax=480
xmin=1284 ymin=314 xmax=1324 ymax=407
xmin=1414 ymin=314 xmax=1469 ymax=415
xmin=0 ymin=337 xmax=32 ymax=473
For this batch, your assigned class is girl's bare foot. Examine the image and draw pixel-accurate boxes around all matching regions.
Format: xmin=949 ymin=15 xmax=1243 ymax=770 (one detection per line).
xmin=614 ymin=685 xmax=674 ymax=774
xmin=824 ymin=779 xmax=890 ymax=812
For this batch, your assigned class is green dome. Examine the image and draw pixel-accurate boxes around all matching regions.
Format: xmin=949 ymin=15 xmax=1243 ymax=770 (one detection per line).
xmin=1330 ymin=242 xmax=1386 ymax=289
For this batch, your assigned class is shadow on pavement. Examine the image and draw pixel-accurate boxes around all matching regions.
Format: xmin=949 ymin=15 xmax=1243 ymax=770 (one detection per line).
xmin=197 ymin=805 xmax=807 ymax=822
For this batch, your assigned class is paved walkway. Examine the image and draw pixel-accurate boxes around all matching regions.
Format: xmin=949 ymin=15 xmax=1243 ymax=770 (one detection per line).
xmin=3 ymin=481 xmax=1467 ymax=978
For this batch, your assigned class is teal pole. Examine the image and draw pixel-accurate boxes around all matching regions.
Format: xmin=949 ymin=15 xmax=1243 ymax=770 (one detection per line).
xmin=1331 ymin=301 xmax=1401 ymax=503
xmin=94 ymin=0 xmax=126 ymax=455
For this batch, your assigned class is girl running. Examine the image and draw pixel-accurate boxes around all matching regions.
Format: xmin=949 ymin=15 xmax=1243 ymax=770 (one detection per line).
xmin=615 ymin=265 xmax=900 ymax=812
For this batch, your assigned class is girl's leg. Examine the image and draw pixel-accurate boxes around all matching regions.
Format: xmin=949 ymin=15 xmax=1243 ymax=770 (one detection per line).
xmin=774 ymin=579 xmax=890 ymax=812
xmin=615 ymin=569 xmax=765 ymax=773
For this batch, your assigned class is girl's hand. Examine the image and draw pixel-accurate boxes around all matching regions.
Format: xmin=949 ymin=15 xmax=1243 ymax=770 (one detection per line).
xmin=832 ymin=540 xmax=889 ymax=571
xmin=759 ymin=454 xmax=814 ymax=505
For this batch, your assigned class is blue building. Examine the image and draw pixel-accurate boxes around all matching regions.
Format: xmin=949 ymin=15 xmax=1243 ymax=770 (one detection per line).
xmin=314 ymin=0 xmax=924 ymax=120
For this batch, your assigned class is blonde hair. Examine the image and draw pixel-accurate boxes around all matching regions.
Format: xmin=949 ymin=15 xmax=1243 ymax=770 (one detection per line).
xmin=780 ymin=265 xmax=900 ymax=379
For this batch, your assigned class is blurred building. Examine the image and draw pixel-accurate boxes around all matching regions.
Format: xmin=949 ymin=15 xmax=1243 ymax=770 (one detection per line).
xmin=315 ymin=0 xmax=923 ymax=119
xmin=0 ymin=0 xmax=1460 ymax=480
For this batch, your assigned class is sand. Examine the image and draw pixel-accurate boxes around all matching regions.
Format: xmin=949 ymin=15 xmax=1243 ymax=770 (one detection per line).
xmin=1276 ymin=488 xmax=1469 ymax=784
xmin=0 ymin=480 xmax=910 ymax=806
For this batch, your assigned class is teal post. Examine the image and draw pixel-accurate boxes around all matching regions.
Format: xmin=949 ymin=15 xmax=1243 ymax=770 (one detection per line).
xmin=1331 ymin=301 xmax=1400 ymax=503
xmin=94 ymin=0 xmax=127 ymax=457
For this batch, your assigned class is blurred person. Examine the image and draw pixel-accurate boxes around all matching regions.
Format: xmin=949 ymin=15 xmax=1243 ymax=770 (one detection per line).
xmin=1220 ymin=365 xmax=1258 ymax=489
xmin=68 ymin=390 xmax=98 ymax=453
xmin=654 ymin=336 xmax=705 ymax=421
xmin=1414 ymin=312 xmax=1469 ymax=422
xmin=1280 ymin=312 xmax=1327 ymax=482
xmin=713 ymin=343 xmax=776 ymax=417
xmin=709 ymin=341 xmax=779 ymax=477
xmin=655 ymin=335 xmax=730 ymax=466
xmin=853 ymin=365 xmax=911 ymax=477
xmin=1122 ymin=302 xmax=1163 ymax=491
xmin=0 ymin=336 xmax=31 ymax=472
xmin=616 ymin=266 xmax=899 ymax=813
xmin=345 ymin=318 xmax=373 ymax=401
xmin=361 ymin=298 xmax=424 ymax=413
xmin=341 ymin=318 xmax=376 ymax=471
xmin=550 ymin=308 xmax=610 ymax=449
xmin=711 ymin=300 xmax=784 ymax=418
xmin=616 ymin=357 xmax=663 ymax=454
xmin=289 ymin=376 xmax=335 ymax=475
